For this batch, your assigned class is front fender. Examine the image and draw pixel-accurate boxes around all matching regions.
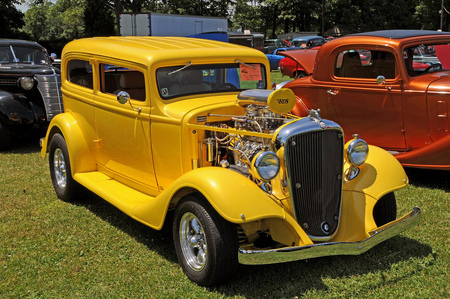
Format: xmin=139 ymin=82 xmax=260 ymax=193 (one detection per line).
xmin=41 ymin=112 xmax=96 ymax=174
xmin=0 ymin=91 xmax=36 ymax=125
xmin=343 ymin=145 xmax=408 ymax=199
xmin=132 ymin=167 xmax=286 ymax=229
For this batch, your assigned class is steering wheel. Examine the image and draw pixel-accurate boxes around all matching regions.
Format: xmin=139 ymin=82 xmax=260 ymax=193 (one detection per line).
xmin=213 ymin=83 xmax=237 ymax=90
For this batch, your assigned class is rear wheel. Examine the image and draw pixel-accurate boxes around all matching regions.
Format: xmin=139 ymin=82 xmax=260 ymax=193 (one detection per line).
xmin=373 ymin=192 xmax=397 ymax=226
xmin=49 ymin=133 xmax=80 ymax=201
xmin=173 ymin=195 xmax=238 ymax=286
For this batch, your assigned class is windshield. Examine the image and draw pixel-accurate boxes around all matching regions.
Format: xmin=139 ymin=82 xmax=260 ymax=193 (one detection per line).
xmin=404 ymin=43 xmax=450 ymax=76
xmin=0 ymin=45 xmax=50 ymax=65
xmin=156 ymin=63 xmax=267 ymax=99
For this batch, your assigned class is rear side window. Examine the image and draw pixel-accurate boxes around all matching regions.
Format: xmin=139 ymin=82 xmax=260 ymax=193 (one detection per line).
xmin=99 ymin=64 xmax=146 ymax=101
xmin=334 ymin=49 xmax=396 ymax=79
xmin=67 ymin=59 xmax=93 ymax=89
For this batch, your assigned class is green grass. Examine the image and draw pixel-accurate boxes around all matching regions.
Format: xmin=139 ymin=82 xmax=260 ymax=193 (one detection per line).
xmin=1 ymin=131 xmax=449 ymax=298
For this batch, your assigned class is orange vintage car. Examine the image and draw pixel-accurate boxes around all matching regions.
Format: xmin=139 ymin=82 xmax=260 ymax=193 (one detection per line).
xmin=281 ymin=30 xmax=450 ymax=170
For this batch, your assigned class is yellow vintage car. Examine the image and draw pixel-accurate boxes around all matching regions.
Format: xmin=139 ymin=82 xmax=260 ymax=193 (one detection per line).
xmin=40 ymin=36 xmax=421 ymax=286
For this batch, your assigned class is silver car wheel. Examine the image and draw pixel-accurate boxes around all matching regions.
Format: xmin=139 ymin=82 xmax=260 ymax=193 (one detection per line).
xmin=179 ymin=212 xmax=207 ymax=271
xmin=53 ymin=148 xmax=67 ymax=189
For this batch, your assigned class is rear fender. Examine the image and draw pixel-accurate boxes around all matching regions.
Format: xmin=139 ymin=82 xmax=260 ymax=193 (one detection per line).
xmin=41 ymin=112 xmax=96 ymax=174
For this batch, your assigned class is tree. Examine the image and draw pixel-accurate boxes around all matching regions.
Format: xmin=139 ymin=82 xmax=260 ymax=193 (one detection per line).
xmin=84 ymin=0 xmax=116 ymax=36
xmin=0 ymin=0 xmax=27 ymax=38
xmin=24 ymin=0 xmax=85 ymax=41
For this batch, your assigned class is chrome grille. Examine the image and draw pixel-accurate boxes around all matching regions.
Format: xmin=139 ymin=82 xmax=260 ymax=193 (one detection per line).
xmin=36 ymin=73 xmax=63 ymax=121
xmin=284 ymin=129 xmax=344 ymax=239
xmin=0 ymin=79 xmax=17 ymax=85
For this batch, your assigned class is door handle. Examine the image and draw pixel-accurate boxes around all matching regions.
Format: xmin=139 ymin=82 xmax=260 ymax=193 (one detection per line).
xmin=327 ymin=89 xmax=338 ymax=96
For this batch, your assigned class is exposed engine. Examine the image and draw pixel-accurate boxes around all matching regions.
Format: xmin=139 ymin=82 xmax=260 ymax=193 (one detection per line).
xmin=202 ymin=103 xmax=292 ymax=177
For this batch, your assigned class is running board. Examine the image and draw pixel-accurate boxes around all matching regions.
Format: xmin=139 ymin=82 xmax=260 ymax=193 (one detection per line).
xmin=74 ymin=171 xmax=155 ymax=216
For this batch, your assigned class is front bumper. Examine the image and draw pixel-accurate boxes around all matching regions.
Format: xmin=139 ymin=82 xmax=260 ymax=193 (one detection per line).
xmin=238 ymin=207 xmax=421 ymax=265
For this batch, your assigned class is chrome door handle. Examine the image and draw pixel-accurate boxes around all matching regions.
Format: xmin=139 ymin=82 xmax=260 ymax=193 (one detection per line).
xmin=327 ymin=89 xmax=337 ymax=96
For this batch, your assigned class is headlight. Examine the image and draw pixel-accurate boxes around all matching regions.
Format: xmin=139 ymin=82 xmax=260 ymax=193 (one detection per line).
xmin=252 ymin=151 xmax=280 ymax=181
xmin=345 ymin=135 xmax=369 ymax=166
xmin=19 ymin=77 xmax=35 ymax=90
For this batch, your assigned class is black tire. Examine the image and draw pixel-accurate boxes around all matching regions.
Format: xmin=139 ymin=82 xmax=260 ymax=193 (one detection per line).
xmin=173 ymin=195 xmax=238 ymax=286
xmin=49 ymin=133 xmax=80 ymax=202
xmin=373 ymin=192 xmax=397 ymax=227
xmin=0 ymin=122 xmax=11 ymax=151
xmin=294 ymin=70 xmax=307 ymax=79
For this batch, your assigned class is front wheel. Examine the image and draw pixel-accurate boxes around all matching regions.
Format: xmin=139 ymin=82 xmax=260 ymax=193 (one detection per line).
xmin=173 ymin=195 xmax=238 ymax=286
xmin=49 ymin=133 xmax=80 ymax=202
xmin=0 ymin=122 xmax=11 ymax=151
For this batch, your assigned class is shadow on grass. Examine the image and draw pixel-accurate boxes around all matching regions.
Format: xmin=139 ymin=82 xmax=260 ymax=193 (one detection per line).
xmin=218 ymin=236 xmax=433 ymax=298
xmin=69 ymin=188 xmax=433 ymax=297
xmin=2 ymin=131 xmax=43 ymax=154
xmin=73 ymin=190 xmax=178 ymax=264
xmin=405 ymin=168 xmax=450 ymax=192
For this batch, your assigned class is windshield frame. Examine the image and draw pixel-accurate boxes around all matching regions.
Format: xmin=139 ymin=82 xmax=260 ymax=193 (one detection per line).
xmin=156 ymin=62 xmax=268 ymax=100
xmin=0 ymin=44 xmax=51 ymax=65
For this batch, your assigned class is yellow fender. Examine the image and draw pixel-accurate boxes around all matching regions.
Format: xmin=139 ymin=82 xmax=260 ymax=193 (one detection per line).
xmin=41 ymin=112 xmax=96 ymax=174
xmin=344 ymin=145 xmax=408 ymax=199
xmin=132 ymin=167 xmax=287 ymax=229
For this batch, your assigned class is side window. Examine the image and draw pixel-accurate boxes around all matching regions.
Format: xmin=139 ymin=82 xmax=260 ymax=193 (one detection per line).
xmin=67 ymin=59 xmax=93 ymax=89
xmin=99 ymin=64 xmax=146 ymax=101
xmin=335 ymin=49 xmax=396 ymax=79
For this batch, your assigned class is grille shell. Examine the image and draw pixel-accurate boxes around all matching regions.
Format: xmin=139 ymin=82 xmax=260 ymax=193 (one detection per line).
xmin=275 ymin=118 xmax=344 ymax=240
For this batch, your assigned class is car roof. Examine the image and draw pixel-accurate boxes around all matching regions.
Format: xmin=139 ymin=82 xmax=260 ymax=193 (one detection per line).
xmin=292 ymin=36 xmax=324 ymax=41
xmin=63 ymin=36 xmax=267 ymax=66
xmin=350 ymin=29 xmax=450 ymax=39
xmin=0 ymin=39 xmax=44 ymax=47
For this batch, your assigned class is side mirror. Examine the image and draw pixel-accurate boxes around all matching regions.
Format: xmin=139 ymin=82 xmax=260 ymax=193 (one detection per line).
xmin=376 ymin=75 xmax=386 ymax=85
xmin=376 ymin=75 xmax=391 ymax=91
xmin=117 ymin=91 xmax=129 ymax=104
xmin=117 ymin=91 xmax=141 ymax=114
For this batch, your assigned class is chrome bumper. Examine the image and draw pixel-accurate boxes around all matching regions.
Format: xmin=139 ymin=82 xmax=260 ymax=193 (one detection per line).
xmin=238 ymin=207 xmax=421 ymax=265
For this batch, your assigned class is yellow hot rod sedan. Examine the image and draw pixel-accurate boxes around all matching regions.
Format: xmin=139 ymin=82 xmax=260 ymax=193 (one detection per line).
xmin=40 ymin=36 xmax=421 ymax=286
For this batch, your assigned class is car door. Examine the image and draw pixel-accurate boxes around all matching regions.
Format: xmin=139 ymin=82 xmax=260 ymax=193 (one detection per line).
xmin=93 ymin=61 xmax=158 ymax=195
xmin=319 ymin=48 xmax=406 ymax=150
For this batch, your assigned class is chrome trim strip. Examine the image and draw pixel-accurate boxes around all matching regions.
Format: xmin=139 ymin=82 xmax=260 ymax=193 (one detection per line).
xmin=273 ymin=117 xmax=342 ymax=150
xmin=238 ymin=207 xmax=421 ymax=265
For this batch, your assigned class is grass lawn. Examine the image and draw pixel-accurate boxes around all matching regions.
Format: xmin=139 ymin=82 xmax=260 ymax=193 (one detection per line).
xmin=1 ymin=86 xmax=449 ymax=297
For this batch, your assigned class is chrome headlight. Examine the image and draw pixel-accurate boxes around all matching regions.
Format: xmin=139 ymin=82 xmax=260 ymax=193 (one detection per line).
xmin=18 ymin=77 xmax=35 ymax=90
xmin=345 ymin=135 xmax=369 ymax=166
xmin=252 ymin=151 xmax=280 ymax=181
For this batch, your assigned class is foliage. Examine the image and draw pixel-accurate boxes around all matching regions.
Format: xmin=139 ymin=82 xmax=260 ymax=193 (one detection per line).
xmin=24 ymin=0 xmax=85 ymax=41
xmin=0 ymin=0 xmax=27 ymax=38
xmin=84 ymin=0 xmax=116 ymax=37
xmin=11 ymin=0 xmax=450 ymax=42
xmin=0 ymin=125 xmax=449 ymax=297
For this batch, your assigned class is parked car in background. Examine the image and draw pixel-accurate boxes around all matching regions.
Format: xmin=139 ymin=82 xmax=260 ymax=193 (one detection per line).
xmin=290 ymin=35 xmax=325 ymax=48
xmin=281 ymin=30 xmax=450 ymax=170
xmin=266 ymin=47 xmax=303 ymax=70
xmin=0 ymin=39 xmax=62 ymax=150
xmin=263 ymin=38 xmax=290 ymax=54
xmin=279 ymin=48 xmax=318 ymax=78
xmin=40 ymin=36 xmax=420 ymax=286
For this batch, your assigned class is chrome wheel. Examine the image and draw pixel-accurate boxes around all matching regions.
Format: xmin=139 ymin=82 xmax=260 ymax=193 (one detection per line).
xmin=179 ymin=212 xmax=207 ymax=271
xmin=53 ymin=147 xmax=67 ymax=189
